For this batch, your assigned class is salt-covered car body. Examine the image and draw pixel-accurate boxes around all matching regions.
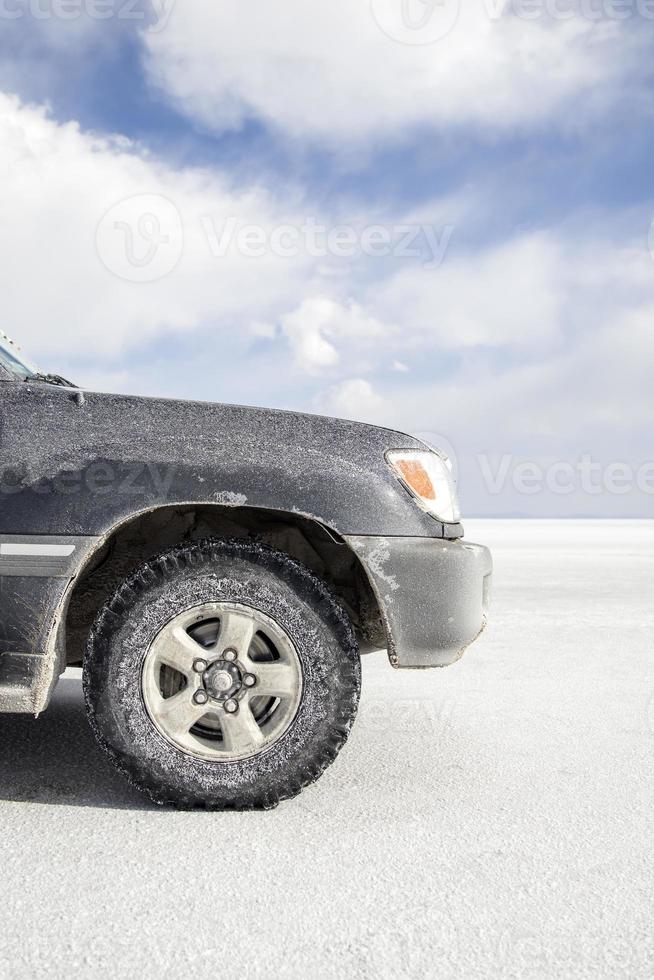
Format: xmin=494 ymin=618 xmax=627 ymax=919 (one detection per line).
xmin=0 ymin=336 xmax=491 ymax=717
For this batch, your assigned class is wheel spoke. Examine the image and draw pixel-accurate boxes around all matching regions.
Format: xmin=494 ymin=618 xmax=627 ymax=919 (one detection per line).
xmin=155 ymin=623 xmax=204 ymax=676
xmin=251 ymin=661 xmax=298 ymax=699
xmin=220 ymin=700 xmax=265 ymax=754
xmin=156 ymin=689 xmax=205 ymax=740
xmin=218 ymin=610 xmax=256 ymax=659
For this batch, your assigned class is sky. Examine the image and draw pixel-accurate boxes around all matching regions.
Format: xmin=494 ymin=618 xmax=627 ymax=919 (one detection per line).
xmin=0 ymin=0 xmax=652 ymax=517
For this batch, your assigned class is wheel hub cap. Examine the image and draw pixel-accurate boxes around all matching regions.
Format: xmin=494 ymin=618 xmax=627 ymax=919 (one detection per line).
xmin=141 ymin=601 xmax=303 ymax=762
xmin=204 ymin=661 xmax=241 ymax=700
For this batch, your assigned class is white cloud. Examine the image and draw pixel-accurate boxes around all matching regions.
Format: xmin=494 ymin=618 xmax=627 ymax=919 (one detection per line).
xmin=143 ymin=0 xmax=635 ymax=144
xmin=324 ymin=299 xmax=654 ymax=456
xmin=0 ymin=92 xmax=314 ymax=365
xmin=317 ymin=378 xmax=386 ymax=423
xmin=372 ymin=233 xmax=564 ymax=350
xmin=280 ymin=296 xmax=390 ymax=373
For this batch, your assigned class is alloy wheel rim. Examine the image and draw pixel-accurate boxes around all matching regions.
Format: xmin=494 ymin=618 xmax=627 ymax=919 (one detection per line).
xmin=141 ymin=601 xmax=303 ymax=762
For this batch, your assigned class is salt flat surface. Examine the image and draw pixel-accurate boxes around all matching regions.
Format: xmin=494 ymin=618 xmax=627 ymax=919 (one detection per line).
xmin=0 ymin=520 xmax=652 ymax=978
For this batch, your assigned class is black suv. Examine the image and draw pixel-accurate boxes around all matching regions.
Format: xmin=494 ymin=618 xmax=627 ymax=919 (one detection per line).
xmin=0 ymin=334 xmax=491 ymax=808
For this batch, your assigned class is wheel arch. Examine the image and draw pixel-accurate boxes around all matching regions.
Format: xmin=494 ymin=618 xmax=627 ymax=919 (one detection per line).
xmin=63 ymin=502 xmax=388 ymax=672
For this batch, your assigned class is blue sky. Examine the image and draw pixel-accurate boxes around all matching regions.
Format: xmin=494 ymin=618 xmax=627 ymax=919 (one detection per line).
xmin=0 ymin=1 xmax=652 ymax=516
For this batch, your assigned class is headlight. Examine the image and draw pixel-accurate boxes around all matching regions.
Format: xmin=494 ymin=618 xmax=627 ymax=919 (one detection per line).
xmin=387 ymin=449 xmax=461 ymax=523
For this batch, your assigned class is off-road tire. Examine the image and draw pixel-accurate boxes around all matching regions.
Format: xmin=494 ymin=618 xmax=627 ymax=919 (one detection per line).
xmin=83 ymin=538 xmax=361 ymax=809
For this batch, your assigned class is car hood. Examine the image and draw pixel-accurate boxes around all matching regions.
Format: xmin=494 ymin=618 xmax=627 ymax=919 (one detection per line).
xmin=78 ymin=388 xmax=425 ymax=460
xmin=8 ymin=383 xmax=438 ymax=537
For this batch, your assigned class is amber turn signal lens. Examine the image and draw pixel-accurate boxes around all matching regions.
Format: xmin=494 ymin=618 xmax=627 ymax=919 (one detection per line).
xmin=395 ymin=459 xmax=436 ymax=500
xmin=387 ymin=449 xmax=461 ymax=523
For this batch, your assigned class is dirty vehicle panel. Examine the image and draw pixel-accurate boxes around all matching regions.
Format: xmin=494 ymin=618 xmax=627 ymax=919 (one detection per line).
xmin=0 ymin=383 xmax=447 ymax=537
xmin=0 ymin=371 xmax=491 ymax=720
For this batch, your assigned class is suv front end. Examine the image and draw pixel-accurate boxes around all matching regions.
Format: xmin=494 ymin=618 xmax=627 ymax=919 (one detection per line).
xmin=345 ymin=444 xmax=492 ymax=668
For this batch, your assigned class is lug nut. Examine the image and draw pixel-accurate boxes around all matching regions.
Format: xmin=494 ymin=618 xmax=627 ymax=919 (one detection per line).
xmin=193 ymin=658 xmax=208 ymax=674
xmin=243 ymin=673 xmax=257 ymax=688
xmin=193 ymin=690 xmax=208 ymax=705
xmin=223 ymin=698 xmax=239 ymax=714
xmin=222 ymin=649 xmax=238 ymax=662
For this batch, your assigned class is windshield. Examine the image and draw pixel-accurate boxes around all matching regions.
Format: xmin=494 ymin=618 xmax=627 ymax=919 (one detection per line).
xmin=0 ymin=332 xmax=37 ymax=380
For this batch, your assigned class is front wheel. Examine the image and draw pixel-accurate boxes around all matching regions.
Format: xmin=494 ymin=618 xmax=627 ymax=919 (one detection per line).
xmin=83 ymin=538 xmax=361 ymax=809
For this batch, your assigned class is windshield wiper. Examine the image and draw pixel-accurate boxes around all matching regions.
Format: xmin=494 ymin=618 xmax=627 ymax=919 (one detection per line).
xmin=28 ymin=372 xmax=76 ymax=388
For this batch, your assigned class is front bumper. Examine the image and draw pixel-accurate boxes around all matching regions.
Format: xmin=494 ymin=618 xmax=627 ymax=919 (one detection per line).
xmin=345 ymin=535 xmax=492 ymax=668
